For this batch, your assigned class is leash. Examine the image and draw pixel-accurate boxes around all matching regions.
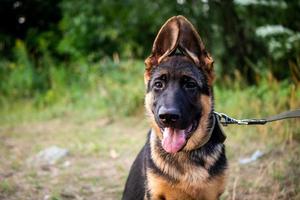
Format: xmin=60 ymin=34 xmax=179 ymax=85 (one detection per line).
xmin=214 ymin=109 xmax=300 ymax=126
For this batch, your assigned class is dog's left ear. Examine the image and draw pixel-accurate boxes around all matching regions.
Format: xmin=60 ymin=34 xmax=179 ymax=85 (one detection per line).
xmin=177 ymin=16 xmax=214 ymax=77
xmin=145 ymin=16 xmax=214 ymax=84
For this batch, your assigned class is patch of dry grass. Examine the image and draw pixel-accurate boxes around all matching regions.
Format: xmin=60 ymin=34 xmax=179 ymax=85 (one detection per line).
xmin=1 ymin=113 xmax=299 ymax=200
xmin=0 ymin=116 xmax=148 ymax=200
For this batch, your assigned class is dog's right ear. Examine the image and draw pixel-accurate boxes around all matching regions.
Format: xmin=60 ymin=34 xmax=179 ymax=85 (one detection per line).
xmin=144 ymin=17 xmax=180 ymax=83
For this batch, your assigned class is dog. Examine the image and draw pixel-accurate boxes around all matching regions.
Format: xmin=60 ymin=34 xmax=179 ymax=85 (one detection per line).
xmin=122 ymin=15 xmax=227 ymax=200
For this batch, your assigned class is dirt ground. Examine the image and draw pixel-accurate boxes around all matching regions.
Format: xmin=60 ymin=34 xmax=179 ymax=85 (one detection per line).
xmin=0 ymin=115 xmax=299 ymax=200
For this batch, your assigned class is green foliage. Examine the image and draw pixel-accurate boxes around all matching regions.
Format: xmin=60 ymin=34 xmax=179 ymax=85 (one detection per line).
xmin=0 ymin=57 xmax=145 ymax=117
xmin=215 ymin=78 xmax=300 ymax=118
xmin=1 ymin=40 xmax=34 ymax=97
xmin=57 ymin=0 xmax=208 ymax=59
xmin=99 ymin=60 xmax=144 ymax=116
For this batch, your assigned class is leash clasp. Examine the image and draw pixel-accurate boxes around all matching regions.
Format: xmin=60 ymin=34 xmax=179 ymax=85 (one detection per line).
xmin=214 ymin=111 xmax=268 ymax=126
xmin=214 ymin=112 xmax=248 ymax=126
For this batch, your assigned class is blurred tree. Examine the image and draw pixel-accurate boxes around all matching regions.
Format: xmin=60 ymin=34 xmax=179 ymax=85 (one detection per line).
xmin=0 ymin=0 xmax=299 ymax=87
xmin=0 ymin=0 xmax=61 ymax=57
xmin=58 ymin=0 xmax=210 ymax=60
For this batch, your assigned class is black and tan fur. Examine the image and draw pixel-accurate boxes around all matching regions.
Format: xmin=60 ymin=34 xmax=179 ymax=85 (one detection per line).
xmin=122 ymin=16 xmax=227 ymax=200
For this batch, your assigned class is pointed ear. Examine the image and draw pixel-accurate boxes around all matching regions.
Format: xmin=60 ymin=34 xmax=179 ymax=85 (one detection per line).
xmin=144 ymin=17 xmax=179 ymax=83
xmin=145 ymin=16 xmax=215 ymax=85
xmin=177 ymin=16 xmax=214 ymax=84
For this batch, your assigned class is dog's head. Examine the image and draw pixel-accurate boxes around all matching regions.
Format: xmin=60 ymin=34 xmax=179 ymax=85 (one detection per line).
xmin=144 ymin=16 xmax=218 ymax=153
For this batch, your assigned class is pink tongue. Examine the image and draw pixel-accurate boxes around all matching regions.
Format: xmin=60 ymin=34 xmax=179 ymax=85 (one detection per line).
xmin=162 ymin=128 xmax=186 ymax=153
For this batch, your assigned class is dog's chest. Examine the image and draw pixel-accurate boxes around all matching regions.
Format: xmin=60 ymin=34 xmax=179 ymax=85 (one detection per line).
xmin=146 ymin=169 xmax=226 ymax=200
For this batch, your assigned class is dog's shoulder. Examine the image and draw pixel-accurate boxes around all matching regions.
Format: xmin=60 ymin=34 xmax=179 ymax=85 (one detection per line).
xmin=122 ymin=131 xmax=152 ymax=200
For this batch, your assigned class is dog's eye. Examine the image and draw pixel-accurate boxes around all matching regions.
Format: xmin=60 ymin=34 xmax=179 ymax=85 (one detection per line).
xmin=185 ymin=81 xmax=197 ymax=89
xmin=154 ymin=81 xmax=163 ymax=89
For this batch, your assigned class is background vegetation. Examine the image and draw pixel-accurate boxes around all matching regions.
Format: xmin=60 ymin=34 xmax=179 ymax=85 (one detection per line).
xmin=0 ymin=0 xmax=300 ymax=200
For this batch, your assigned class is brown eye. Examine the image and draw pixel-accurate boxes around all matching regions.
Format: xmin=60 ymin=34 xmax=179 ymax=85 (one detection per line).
xmin=182 ymin=76 xmax=197 ymax=89
xmin=154 ymin=81 xmax=163 ymax=89
xmin=185 ymin=81 xmax=197 ymax=89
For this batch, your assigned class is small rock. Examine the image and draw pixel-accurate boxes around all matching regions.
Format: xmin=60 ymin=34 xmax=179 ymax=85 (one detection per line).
xmin=28 ymin=146 xmax=69 ymax=167
xmin=81 ymin=185 xmax=94 ymax=195
xmin=61 ymin=187 xmax=77 ymax=199
xmin=239 ymin=150 xmax=264 ymax=165
xmin=60 ymin=192 xmax=76 ymax=199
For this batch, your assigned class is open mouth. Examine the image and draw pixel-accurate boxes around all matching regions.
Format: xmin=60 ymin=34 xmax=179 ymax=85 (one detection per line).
xmin=160 ymin=120 xmax=199 ymax=153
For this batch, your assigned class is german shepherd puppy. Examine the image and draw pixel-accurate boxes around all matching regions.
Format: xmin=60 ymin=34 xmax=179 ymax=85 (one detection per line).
xmin=122 ymin=16 xmax=227 ymax=200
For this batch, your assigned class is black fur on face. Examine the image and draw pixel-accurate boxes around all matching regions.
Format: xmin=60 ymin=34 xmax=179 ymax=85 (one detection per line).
xmin=147 ymin=56 xmax=211 ymax=135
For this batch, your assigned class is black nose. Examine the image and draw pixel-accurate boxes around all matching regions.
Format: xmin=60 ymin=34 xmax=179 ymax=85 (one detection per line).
xmin=158 ymin=107 xmax=181 ymax=125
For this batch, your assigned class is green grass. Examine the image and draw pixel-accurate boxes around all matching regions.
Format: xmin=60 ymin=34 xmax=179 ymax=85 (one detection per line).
xmin=0 ymin=59 xmax=145 ymax=125
xmin=0 ymin=180 xmax=17 ymax=195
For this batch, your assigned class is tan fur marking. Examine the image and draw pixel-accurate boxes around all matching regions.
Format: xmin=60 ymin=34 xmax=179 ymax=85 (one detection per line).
xmin=144 ymin=71 xmax=151 ymax=84
xmin=147 ymin=170 xmax=194 ymax=200
xmin=184 ymin=95 xmax=212 ymax=151
xmin=203 ymin=144 xmax=223 ymax=169
xmin=146 ymin=167 xmax=227 ymax=200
